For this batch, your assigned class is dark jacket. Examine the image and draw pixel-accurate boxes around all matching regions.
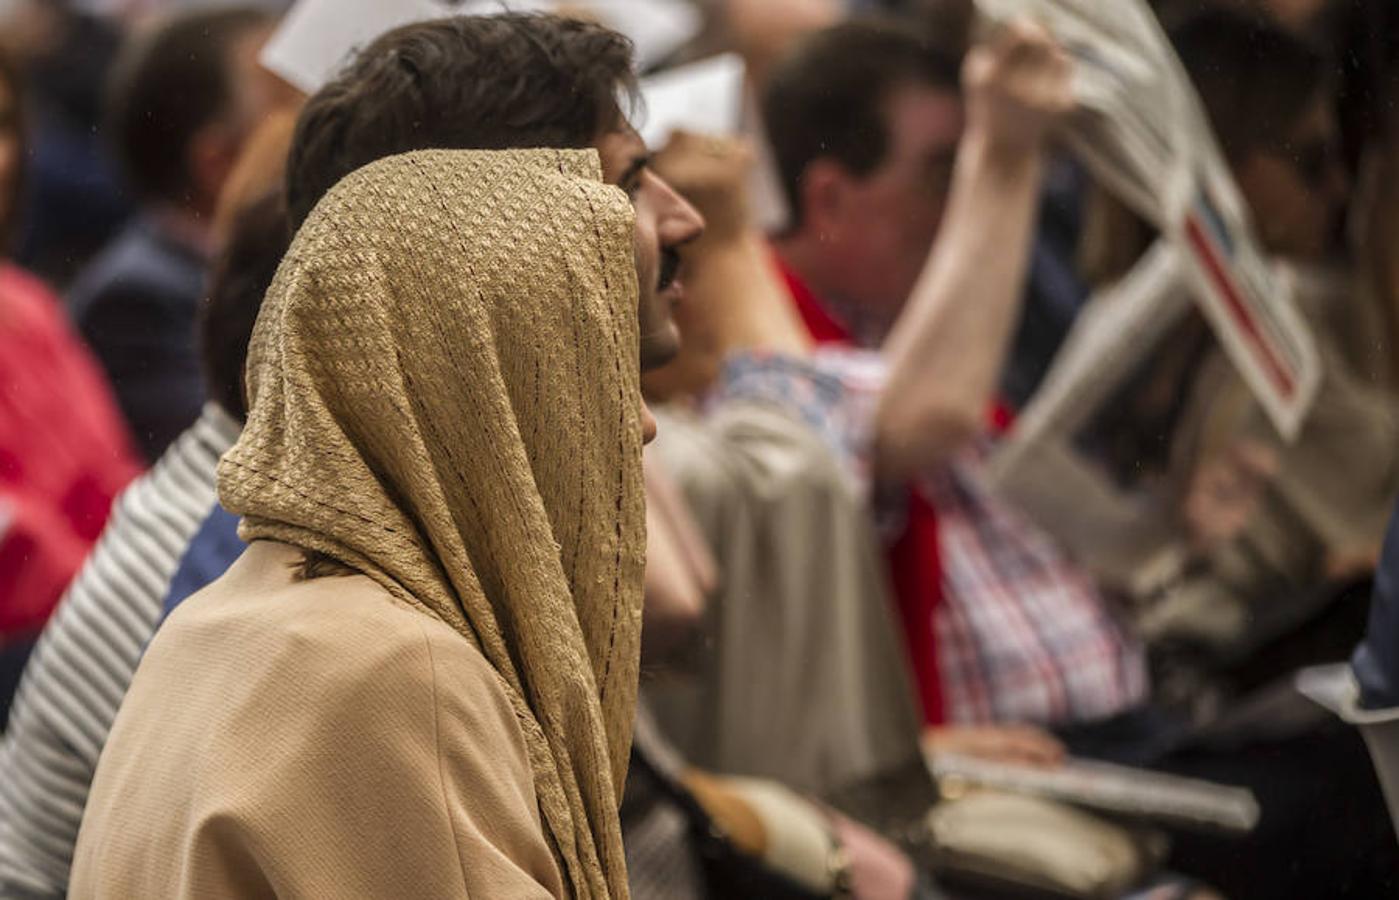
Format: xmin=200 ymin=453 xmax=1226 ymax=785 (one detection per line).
xmin=68 ymin=217 xmax=207 ymax=461
xmin=1355 ymin=505 xmax=1399 ymax=710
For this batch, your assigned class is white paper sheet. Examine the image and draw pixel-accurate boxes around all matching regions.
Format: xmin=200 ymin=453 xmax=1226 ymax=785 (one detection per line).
xmin=579 ymin=0 xmax=703 ymax=70
xmin=637 ymin=53 xmax=746 ymax=147
xmin=263 ymin=0 xmax=704 ymax=95
xmin=260 ymin=0 xmax=449 ymax=94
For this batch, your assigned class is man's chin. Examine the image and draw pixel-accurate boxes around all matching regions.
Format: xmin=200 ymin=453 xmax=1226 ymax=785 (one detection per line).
xmin=640 ymin=326 xmax=682 ymax=373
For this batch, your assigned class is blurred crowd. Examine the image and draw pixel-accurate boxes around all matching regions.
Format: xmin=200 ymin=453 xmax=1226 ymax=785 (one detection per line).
xmin=0 ymin=0 xmax=1397 ymax=898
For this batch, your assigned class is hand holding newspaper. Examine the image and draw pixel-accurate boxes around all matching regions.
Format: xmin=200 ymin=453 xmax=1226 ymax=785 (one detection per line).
xmin=978 ymin=0 xmax=1322 ymax=590
xmin=976 ymin=0 xmax=1319 ymax=439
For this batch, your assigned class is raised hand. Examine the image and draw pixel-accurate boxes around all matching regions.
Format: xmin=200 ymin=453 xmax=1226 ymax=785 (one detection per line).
xmin=963 ymin=18 xmax=1075 ymax=162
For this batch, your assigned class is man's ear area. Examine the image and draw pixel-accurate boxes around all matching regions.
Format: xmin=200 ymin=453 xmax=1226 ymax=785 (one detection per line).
xmin=793 ymin=156 xmax=855 ymax=236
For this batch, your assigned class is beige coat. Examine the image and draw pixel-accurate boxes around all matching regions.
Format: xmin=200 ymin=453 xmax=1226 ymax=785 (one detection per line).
xmin=70 ymin=541 xmax=564 ymax=898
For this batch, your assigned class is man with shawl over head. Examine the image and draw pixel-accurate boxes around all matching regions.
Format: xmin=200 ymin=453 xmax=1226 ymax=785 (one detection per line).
xmin=69 ymin=73 xmax=702 ymax=900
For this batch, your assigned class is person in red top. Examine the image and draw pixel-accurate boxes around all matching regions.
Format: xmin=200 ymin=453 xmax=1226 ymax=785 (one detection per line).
xmin=0 ymin=46 xmax=140 ymax=644
xmin=762 ymin=18 xmax=1148 ymax=736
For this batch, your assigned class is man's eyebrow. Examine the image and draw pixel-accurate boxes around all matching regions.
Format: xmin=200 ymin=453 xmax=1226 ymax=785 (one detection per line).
xmin=619 ymin=153 xmax=653 ymax=190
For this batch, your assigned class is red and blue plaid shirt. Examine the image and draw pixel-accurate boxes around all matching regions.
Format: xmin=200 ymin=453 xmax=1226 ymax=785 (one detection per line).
xmin=715 ymin=348 xmax=1147 ymax=726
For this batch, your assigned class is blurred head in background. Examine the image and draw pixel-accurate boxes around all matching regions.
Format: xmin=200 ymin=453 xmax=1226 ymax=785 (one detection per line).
xmin=198 ymin=188 xmax=288 ymax=425
xmin=1157 ymin=0 xmax=1334 ymax=33
xmin=1172 ymin=7 xmax=1347 ymax=261
xmin=764 ymin=18 xmax=963 ymax=330
xmin=107 ymin=5 xmax=283 ymax=227
xmin=199 ymin=107 xmax=298 ymax=424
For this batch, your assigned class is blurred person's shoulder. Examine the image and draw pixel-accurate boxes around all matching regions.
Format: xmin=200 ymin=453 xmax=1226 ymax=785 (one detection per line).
xmin=66 ymin=217 xmax=205 ymax=321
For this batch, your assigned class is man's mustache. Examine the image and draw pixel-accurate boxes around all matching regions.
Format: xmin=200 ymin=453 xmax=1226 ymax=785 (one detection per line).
xmin=658 ymin=247 xmax=680 ymax=292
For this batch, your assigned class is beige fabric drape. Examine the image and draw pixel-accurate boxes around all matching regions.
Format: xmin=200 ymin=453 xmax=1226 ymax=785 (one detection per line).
xmin=218 ymin=148 xmax=645 ymax=898
xmin=645 ymin=404 xmax=925 ymax=798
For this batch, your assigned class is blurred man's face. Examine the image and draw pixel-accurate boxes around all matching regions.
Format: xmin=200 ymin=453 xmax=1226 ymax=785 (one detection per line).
xmin=1234 ymin=93 xmax=1348 ymax=261
xmin=228 ymin=23 xmax=300 ymax=126
xmin=596 ymin=126 xmax=705 ymax=372
xmin=191 ymin=23 xmax=291 ymax=218
xmin=814 ymin=83 xmax=964 ymax=328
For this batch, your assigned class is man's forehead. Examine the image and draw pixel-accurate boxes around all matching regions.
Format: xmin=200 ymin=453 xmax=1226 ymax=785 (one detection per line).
xmin=887 ymin=82 xmax=962 ymax=127
xmin=884 ymin=83 xmax=964 ymax=154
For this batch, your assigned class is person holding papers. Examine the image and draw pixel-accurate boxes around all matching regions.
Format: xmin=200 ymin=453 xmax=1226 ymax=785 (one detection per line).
xmin=761 ymin=15 xmax=1147 ymax=736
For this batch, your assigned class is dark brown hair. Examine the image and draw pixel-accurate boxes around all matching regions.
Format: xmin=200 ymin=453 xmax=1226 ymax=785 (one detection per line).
xmin=1169 ymin=7 xmax=1328 ymax=164
xmin=106 ymin=6 xmax=272 ymax=207
xmin=285 ymin=13 xmax=637 ymax=229
xmin=762 ymin=18 xmax=961 ymax=231
xmin=197 ymin=190 xmax=290 ymax=423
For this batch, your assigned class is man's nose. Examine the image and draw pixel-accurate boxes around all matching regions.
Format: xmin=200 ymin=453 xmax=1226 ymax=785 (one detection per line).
xmin=652 ymin=172 xmax=705 ymax=248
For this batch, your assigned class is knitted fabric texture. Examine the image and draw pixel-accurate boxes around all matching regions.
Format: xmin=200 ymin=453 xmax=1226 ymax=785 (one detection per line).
xmin=218 ymin=148 xmax=645 ymax=899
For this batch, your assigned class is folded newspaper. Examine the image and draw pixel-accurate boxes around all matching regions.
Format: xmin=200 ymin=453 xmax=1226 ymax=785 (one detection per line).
xmin=977 ymin=0 xmax=1319 ymax=439
xmin=977 ymin=0 xmax=1322 ymax=590
xmin=930 ymin=752 xmax=1261 ymax=835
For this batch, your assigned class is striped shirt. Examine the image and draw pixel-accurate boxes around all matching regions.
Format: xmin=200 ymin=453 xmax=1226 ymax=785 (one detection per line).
xmin=0 ymin=404 xmax=238 ymax=897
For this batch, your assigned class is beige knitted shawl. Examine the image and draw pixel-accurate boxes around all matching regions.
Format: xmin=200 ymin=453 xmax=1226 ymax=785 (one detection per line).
xmin=218 ymin=148 xmax=645 ymax=899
